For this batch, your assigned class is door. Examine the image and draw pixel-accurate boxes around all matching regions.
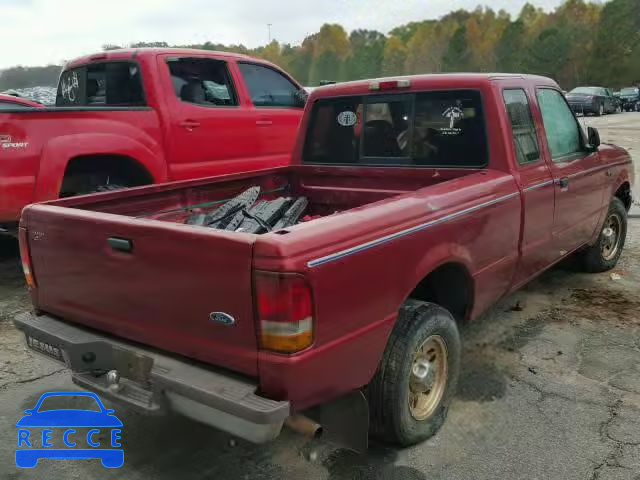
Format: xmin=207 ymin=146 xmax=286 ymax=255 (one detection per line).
xmin=236 ymin=62 xmax=304 ymax=167
xmin=502 ymin=88 xmax=556 ymax=286
xmin=160 ymin=56 xmax=261 ymax=181
xmin=604 ymin=88 xmax=617 ymax=113
xmin=535 ymin=88 xmax=607 ymax=256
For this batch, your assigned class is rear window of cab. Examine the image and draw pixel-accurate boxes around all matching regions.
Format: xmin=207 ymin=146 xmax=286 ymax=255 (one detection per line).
xmin=303 ymin=89 xmax=488 ymax=168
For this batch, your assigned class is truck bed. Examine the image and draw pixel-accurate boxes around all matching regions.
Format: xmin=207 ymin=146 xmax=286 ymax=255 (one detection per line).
xmin=21 ymin=166 xmax=478 ymax=378
xmin=59 ymin=166 xmax=469 ymax=229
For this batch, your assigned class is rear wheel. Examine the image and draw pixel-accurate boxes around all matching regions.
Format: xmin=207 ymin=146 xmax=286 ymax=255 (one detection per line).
xmin=580 ymin=197 xmax=627 ymax=273
xmin=367 ymin=300 xmax=461 ymax=446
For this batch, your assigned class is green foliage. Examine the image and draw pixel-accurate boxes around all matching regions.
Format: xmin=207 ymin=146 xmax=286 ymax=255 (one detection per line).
xmin=381 ymin=36 xmax=408 ymax=76
xmin=496 ymin=20 xmax=527 ymax=72
xmin=345 ymin=30 xmax=386 ymax=80
xmin=590 ymin=0 xmax=640 ymax=86
xmin=2 ymin=0 xmax=637 ymax=90
xmin=443 ymin=26 xmax=471 ymax=72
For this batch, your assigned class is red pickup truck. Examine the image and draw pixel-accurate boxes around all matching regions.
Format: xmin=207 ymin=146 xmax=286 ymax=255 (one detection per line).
xmin=0 ymin=48 xmax=305 ymax=231
xmin=15 ymin=74 xmax=634 ymax=449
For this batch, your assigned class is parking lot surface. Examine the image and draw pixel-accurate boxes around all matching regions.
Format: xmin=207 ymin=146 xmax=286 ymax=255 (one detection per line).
xmin=1 ymin=112 xmax=639 ymax=480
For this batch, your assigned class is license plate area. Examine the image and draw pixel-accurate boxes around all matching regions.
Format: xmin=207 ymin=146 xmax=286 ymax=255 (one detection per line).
xmin=25 ymin=335 xmax=65 ymax=363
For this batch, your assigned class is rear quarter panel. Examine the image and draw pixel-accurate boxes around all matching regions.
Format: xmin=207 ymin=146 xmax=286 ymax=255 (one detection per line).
xmin=0 ymin=109 xmax=165 ymax=222
xmin=254 ymin=169 xmax=521 ymax=408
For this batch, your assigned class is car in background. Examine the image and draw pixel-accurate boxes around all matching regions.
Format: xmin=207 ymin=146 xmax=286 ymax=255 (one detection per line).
xmin=619 ymin=86 xmax=640 ymax=112
xmin=0 ymin=93 xmax=43 ymax=110
xmin=566 ymin=86 xmax=621 ymax=116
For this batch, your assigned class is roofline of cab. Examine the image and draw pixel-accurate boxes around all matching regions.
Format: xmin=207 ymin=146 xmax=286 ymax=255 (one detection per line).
xmin=307 ymin=73 xmax=560 ymax=100
xmin=63 ymin=48 xmax=277 ymax=72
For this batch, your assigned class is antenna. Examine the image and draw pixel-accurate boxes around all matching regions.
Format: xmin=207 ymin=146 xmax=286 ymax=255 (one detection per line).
xmin=267 ymin=24 xmax=272 ymax=43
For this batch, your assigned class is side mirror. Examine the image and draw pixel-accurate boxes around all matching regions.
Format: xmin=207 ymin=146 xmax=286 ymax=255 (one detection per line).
xmin=293 ymin=89 xmax=308 ymax=108
xmin=587 ymin=126 xmax=601 ymax=149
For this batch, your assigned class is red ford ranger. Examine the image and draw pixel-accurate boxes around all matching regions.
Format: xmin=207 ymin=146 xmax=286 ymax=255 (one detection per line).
xmin=0 ymin=48 xmax=305 ymax=232
xmin=15 ymin=74 xmax=634 ymax=449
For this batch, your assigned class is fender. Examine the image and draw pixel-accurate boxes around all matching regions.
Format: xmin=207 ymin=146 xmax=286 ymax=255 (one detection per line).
xmin=34 ymin=133 xmax=169 ymax=203
xmin=400 ymin=242 xmax=475 ymax=319
xmin=346 ymin=245 xmax=475 ymax=393
xmin=588 ymin=162 xmax=632 ymax=246
xmin=610 ymin=170 xmax=631 ymax=204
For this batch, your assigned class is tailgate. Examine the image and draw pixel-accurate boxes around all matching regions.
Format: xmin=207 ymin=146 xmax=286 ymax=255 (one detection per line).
xmin=23 ymin=205 xmax=259 ymax=376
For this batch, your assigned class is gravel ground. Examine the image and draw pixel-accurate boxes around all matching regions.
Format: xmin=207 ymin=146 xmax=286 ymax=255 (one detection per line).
xmin=0 ymin=112 xmax=639 ymax=479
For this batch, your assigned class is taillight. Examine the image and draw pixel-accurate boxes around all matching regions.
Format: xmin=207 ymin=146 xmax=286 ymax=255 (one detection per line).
xmin=18 ymin=228 xmax=36 ymax=290
xmin=369 ymin=79 xmax=411 ymax=91
xmin=255 ymin=272 xmax=314 ymax=354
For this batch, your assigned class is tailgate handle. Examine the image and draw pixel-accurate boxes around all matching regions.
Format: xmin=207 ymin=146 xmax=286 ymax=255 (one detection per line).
xmin=108 ymin=237 xmax=133 ymax=253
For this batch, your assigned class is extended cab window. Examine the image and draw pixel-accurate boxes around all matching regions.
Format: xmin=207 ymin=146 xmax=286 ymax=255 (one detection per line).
xmin=167 ymin=58 xmax=237 ymax=106
xmin=536 ymin=88 xmax=582 ymax=160
xmin=238 ymin=63 xmax=303 ymax=108
xmin=503 ymin=89 xmax=540 ymax=164
xmin=56 ymin=62 xmax=145 ymax=107
xmin=303 ymin=89 xmax=488 ymax=167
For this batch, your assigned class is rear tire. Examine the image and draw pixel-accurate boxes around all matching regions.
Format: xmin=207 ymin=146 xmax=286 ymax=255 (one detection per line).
xmin=367 ymin=300 xmax=461 ymax=446
xmin=580 ymin=197 xmax=627 ymax=273
xmin=595 ymin=103 xmax=604 ymax=116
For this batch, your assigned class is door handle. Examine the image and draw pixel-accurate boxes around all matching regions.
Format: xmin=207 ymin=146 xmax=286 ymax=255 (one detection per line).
xmin=179 ymin=119 xmax=201 ymax=131
xmin=108 ymin=237 xmax=133 ymax=253
xmin=256 ymin=118 xmax=273 ymax=127
xmin=557 ymin=177 xmax=570 ymax=188
xmin=605 ymin=170 xmax=613 ymax=177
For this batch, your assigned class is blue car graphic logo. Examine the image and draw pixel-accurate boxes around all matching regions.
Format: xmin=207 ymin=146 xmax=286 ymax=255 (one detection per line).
xmin=16 ymin=391 xmax=123 ymax=468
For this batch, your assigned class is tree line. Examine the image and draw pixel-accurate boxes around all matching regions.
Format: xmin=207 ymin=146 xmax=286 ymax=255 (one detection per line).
xmin=2 ymin=0 xmax=638 ymax=91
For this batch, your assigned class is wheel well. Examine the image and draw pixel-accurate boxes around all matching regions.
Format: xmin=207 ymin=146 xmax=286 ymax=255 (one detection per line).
xmin=614 ymin=182 xmax=632 ymax=211
xmin=60 ymin=154 xmax=154 ymax=196
xmin=409 ymin=263 xmax=474 ymax=323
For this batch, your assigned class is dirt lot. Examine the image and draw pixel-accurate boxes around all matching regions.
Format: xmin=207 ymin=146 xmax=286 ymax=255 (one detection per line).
xmin=1 ymin=113 xmax=639 ymax=480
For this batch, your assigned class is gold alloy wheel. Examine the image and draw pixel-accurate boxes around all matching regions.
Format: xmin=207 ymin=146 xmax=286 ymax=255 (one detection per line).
xmin=601 ymin=213 xmax=622 ymax=261
xmin=408 ymin=335 xmax=448 ymax=421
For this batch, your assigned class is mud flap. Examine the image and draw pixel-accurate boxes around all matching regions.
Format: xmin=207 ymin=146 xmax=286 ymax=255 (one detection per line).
xmin=308 ymin=390 xmax=369 ymax=453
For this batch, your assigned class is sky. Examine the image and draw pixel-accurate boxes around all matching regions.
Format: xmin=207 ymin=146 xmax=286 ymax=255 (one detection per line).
xmin=0 ymin=0 xmax=567 ymax=69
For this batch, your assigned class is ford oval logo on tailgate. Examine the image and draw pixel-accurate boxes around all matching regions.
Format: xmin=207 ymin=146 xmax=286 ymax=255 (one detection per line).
xmin=209 ymin=312 xmax=236 ymax=326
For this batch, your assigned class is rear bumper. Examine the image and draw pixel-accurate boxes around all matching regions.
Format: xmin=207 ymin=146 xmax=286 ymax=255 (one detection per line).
xmin=14 ymin=312 xmax=290 ymax=443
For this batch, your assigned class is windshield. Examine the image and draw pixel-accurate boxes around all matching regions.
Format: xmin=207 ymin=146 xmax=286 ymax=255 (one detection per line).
xmin=303 ymin=89 xmax=488 ymax=168
xmin=621 ymin=87 xmax=639 ymax=95
xmin=569 ymin=87 xmax=601 ymax=95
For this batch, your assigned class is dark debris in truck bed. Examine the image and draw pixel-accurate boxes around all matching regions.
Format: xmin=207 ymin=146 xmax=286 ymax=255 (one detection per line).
xmin=182 ymin=186 xmax=312 ymax=234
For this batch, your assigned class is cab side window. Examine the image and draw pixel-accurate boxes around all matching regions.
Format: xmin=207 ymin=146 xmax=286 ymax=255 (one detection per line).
xmin=167 ymin=58 xmax=238 ymax=107
xmin=503 ymin=89 xmax=540 ymax=164
xmin=536 ymin=88 xmax=582 ymax=161
xmin=238 ymin=63 xmax=303 ymax=108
